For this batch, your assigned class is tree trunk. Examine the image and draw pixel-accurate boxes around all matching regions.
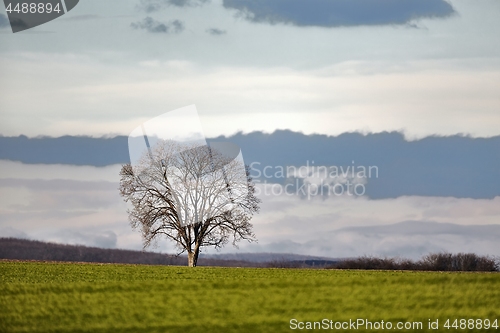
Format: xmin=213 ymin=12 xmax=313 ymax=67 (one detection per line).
xmin=187 ymin=248 xmax=200 ymax=267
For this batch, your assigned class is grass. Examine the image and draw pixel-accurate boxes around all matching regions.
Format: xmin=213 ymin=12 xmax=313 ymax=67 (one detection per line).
xmin=1 ymin=261 xmax=499 ymax=332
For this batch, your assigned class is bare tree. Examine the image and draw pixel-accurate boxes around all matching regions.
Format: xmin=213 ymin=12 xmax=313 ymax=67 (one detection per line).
xmin=119 ymin=140 xmax=260 ymax=267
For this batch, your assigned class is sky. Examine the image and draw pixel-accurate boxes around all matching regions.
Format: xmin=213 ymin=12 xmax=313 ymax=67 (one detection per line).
xmin=0 ymin=0 xmax=499 ymax=139
xmin=0 ymin=0 xmax=499 ymax=260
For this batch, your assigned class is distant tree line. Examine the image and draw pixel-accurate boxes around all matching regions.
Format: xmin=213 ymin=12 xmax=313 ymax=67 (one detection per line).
xmin=328 ymin=253 xmax=499 ymax=272
xmin=266 ymin=258 xmax=338 ymax=268
xmin=0 ymin=238 xmax=259 ymax=267
xmin=1 ymin=238 xmax=498 ymax=271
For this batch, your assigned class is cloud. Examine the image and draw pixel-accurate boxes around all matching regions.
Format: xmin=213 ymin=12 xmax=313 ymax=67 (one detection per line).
xmin=223 ymin=0 xmax=455 ymax=27
xmin=0 ymin=13 xmax=10 ymax=29
xmin=131 ymin=17 xmax=184 ymax=34
xmin=206 ymin=28 xmax=226 ymax=35
xmin=52 ymin=230 xmax=118 ymax=248
xmin=0 ymin=176 xmax=135 ymax=249
xmin=2 ymin=52 xmax=499 ymax=140
xmin=241 ymin=221 xmax=500 ymax=259
xmin=0 ymin=227 xmax=29 ymax=239
xmin=1 ymin=162 xmax=499 ymax=257
xmin=138 ymin=0 xmax=209 ymax=12
xmin=0 ymin=161 xmax=122 ymax=182
xmin=234 ymin=192 xmax=500 ymax=258
xmin=2 ymin=131 xmax=500 ymax=200
xmin=0 ymin=178 xmax=121 ymax=211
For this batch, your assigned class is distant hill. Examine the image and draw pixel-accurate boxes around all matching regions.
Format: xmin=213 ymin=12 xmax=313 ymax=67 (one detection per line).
xmin=0 ymin=238 xmax=254 ymax=267
xmin=0 ymin=238 xmax=338 ymax=268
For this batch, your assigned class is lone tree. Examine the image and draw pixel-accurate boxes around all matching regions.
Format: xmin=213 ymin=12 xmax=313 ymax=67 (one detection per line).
xmin=119 ymin=140 xmax=260 ymax=267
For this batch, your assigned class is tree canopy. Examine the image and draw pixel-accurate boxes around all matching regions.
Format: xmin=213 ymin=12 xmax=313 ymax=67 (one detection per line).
xmin=119 ymin=140 xmax=260 ymax=266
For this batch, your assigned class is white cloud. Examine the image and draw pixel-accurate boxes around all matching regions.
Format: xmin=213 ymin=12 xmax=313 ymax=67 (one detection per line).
xmin=0 ymin=160 xmax=122 ymax=182
xmin=1 ymin=165 xmax=499 ymax=258
xmin=250 ymin=226 xmax=500 ymax=259
xmin=1 ymin=54 xmax=499 ymax=139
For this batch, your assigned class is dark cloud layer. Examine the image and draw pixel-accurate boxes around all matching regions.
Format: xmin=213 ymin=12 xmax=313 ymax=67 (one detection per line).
xmin=131 ymin=17 xmax=184 ymax=33
xmin=215 ymin=131 xmax=500 ymax=200
xmin=138 ymin=0 xmax=209 ymax=12
xmin=223 ymin=0 xmax=455 ymax=27
xmin=1 ymin=131 xmax=499 ymax=199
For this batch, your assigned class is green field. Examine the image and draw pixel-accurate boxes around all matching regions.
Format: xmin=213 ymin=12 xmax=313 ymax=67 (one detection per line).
xmin=1 ymin=261 xmax=499 ymax=333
